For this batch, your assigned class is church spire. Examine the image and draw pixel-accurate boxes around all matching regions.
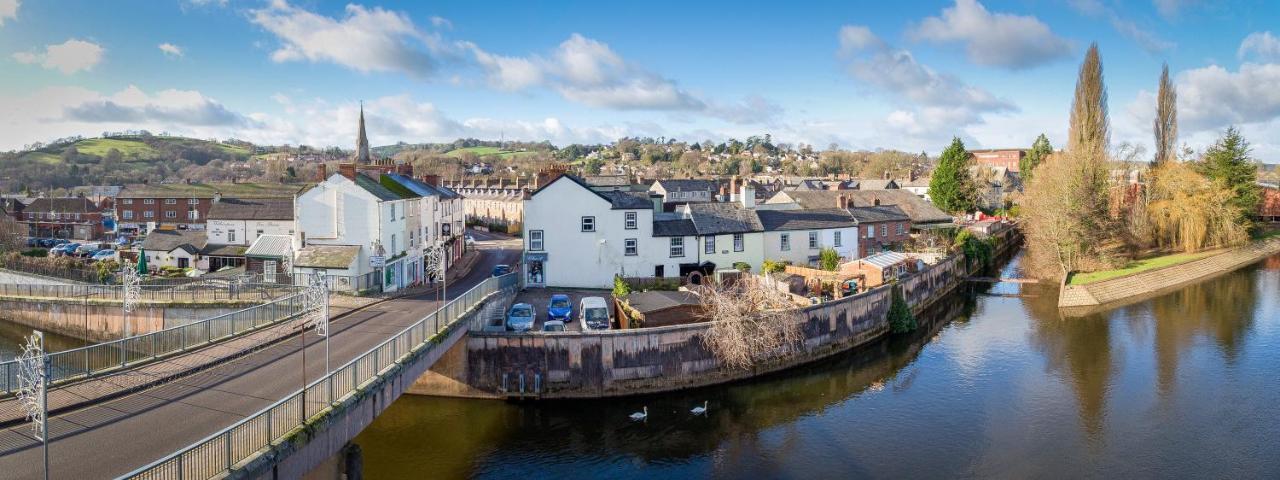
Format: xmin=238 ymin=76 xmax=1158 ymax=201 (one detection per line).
xmin=355 ymin=101 xmax=371 ymax=164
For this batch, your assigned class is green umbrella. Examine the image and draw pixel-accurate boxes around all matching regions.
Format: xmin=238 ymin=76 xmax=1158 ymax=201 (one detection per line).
xmin=136 ymin=248 xmax=148 ymax=274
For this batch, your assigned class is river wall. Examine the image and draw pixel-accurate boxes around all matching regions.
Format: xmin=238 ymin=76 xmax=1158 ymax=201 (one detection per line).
xmin=1059 ymin=236 xmax=1280 ymax=315
xmin=429 ymin=229 xmax=1017 ymax=399
xmin=0 ymin=296 xmax=257 ymax=342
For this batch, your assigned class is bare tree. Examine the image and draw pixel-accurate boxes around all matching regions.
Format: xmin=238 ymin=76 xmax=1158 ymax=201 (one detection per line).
xmin=698 ymin=276 xmax=803 ymax=370
xmin=1153 ymin=63 xmax=1178 ymax=166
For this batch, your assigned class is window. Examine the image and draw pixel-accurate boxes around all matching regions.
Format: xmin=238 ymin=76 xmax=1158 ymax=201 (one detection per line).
xmin=808 ymin=231 xmax=818 ymax=249
xmin=391 ymin=234 xmax=397 ymax=254
xmin=897 ymin=223 xmax=905 ymax=235
xmin=165 ymin=198 xmax=177 ymax=204
xmin=187 ymin=210 xmax=199 ymax=220
xmin=780 ymin=233 xmax=791 ymax=251
xmin=143 ymin=199 xmax=155 ymax=205
xmin=144 ymin=211 xmax=154 ymax=218
xmin=122 ymin=199 xmax=133 ymax=205
xmin=625 ymin=211 xmax=637 ymax=230
xmin=624 ymin=238 xmax=638 ymax=256
xmin=390 ymin=204 xmax=396 ymax=220
xmin=188 ymin=198 xmax=199 ymax=205
xmin=581 ymin=216 xmax=595 ymax=232
xmin=655 ymin=265 xmax=665 ymax=277
xmin=529 ymin=230 xmax=544 ymax=251
xmin=834 ymin=231 xmax=842 ymax=247
xmin=880 ymin=225 xmax=887 ymax=237
xmin=264 ymin=260 xmax=277 ymax=283
xmin=669 ymin=237 xmax=684 ymax=257
xmin=122 ymin=211 xmax=133 ymax=220
xmin=867 ymin=225 xmax=875 ymax=238
xmin=704 ymin=236 xmax=715 ymax=254
xmin=733 ymin=233 xmax=744 ymax=252
xmin=228 ymin=229 xmax=236 ymax=242
xmin=165 ymin=211 xmax=177 ymax=218
xmin=256 ymin=229 xmax=264 ymax=239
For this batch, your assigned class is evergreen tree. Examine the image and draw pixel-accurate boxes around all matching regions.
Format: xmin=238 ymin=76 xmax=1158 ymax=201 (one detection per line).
xmin=928 ymin=137 xmax=976 ymax=214
xmin=1198 ymin=127 xmax=1260 ymax=226
xmin=1021 ymin=134 xmax=1052 ymax=183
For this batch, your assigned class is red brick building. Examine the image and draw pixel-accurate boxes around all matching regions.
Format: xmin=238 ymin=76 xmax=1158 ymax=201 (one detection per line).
xmin=847 ymin=204 xmax=911 ymax=257
xmin=116 ymin=182 xmax=306 ymax=234
xmin=968 ymin=149 xmax=1026 ymax=172
xmin=1260 ymin=185 xmax=1280 ymax=224
xmin=21 ymin=197 xmax=108 ymax=240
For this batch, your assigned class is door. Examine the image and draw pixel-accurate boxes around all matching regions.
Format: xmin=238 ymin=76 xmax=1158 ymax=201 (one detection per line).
xmin=178 ymin=257 xmax=190 ymax=269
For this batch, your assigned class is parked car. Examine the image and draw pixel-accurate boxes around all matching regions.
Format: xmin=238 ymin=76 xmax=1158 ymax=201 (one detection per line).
xmin=580 ymin=296 xmax=612 ymax=330
xmin=491 ymin=264 xmax=511 ymax=277
xmin=547 ymin=294 xmax=572 ymax=323
xmin=25 ymin=238 xmax=38 ymax=248
xmin=75 ymin=244 xmax=102 ymax=257
xmin=90 ymin=250 xmax=116 ymax=262
xmin=542 ymin=320 xmax=566 ymax=332
xmin=50 ymin=243 xmax=80 ymax=256
xmin=506 ymin=303 xmax=536 ymax=332
xmin=465 ymin=235 xmax=476 ymax=247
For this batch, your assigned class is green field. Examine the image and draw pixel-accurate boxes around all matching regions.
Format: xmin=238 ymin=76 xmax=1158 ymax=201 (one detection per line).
xmin=73 ymin=138 xmax=160 ymax=158
xmin=1067 ymin=251 xmax=1215 ymax=286
xmin=445 ymin=146 xmax=537 ymax=159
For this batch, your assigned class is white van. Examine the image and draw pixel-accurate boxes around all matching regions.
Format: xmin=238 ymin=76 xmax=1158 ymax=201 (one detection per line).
xmin=579 ymin=296 xmax=612 ymax=331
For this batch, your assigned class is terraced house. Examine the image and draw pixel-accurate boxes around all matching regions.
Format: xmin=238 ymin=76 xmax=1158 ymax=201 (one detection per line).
xmin=114 ymin=182 xmax=305 ymax=234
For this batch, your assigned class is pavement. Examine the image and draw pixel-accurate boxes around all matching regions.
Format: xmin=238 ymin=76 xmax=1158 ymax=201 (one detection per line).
xmin=0 ymin=231 xmax=521 ymax=479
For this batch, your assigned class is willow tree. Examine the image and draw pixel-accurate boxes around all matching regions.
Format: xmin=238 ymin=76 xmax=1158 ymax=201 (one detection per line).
xmin=1022 ymin=43 xmax=1124 ymax=279
xmin=1153 ymin=64 xmax=1178 ymax=166
xmin=1147 ymin=161 xmax=1249 ymax=252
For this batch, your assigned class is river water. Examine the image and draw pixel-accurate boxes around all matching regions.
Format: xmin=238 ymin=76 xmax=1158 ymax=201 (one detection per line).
xmin=350 ymin=251 xmax=1280 ymax=479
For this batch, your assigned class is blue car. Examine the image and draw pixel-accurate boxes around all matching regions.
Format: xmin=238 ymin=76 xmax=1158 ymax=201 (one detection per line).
xmin=91 ymin=250 xmax=116 ymax=262
xmin=547 ymin=294 xmax=573 ymax=323
xmin=506 ymin=303 xmax=536 ymax=332
xmin=50 ymin=243 xmax=80 ymax=256
xmin=491 ymin=265 xmax=511 ymax=276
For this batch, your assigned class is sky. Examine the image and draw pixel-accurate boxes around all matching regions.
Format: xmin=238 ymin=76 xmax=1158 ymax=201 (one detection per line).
xmin=1 ymin=0 xmax=1279 ymax=162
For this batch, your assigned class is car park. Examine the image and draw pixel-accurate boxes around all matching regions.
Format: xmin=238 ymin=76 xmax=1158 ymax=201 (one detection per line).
xmin=580 ymin=296 xmax=612 ymax=330
xmin=491 ymin=264 xmax=511 ymax=276
xmin=547 ymin=294 xmax=572 ymax=323
xmin=50 ymin=242 xmax=81 ymax=256
xmin=506 ymin=303 xmax=536 ymax=332
xmin=75 ymin=244 xmax=102 ymax=257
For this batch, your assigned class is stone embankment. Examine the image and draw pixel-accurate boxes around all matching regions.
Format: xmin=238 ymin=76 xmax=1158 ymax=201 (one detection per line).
xmin=1059 ymin=236 xmax=1280 ymax=314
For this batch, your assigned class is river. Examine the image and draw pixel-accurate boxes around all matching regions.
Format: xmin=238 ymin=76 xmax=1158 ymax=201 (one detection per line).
xmin=350 ymin=251 xmax=1280 ymax=479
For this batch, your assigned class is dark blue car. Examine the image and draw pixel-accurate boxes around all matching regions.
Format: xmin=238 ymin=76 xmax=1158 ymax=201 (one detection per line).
xmin=491 ymin=265 xmax=511 ymax=276
xmin=547 ymin=294 xmax=572 ymax=322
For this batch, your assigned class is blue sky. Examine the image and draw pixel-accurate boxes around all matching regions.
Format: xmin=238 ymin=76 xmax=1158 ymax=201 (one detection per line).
xmin=2 ymin=0 xmax=1279 ymax=161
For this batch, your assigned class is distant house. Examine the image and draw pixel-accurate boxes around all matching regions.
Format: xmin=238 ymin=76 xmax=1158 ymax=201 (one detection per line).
xmin=1260 ymin=185 xmax=1280 ymax=224
xmin=205 ymin=197 xmax=295 ymax=247
xmin=115 ymin=182 xmax=305 ymax=234
xmin=141 ymin=230 xmax=208 ymax=270
xmin=648 ymin=179 xmax=718 ymax=210
xmin=847 ymin=205 xmax=912 ymax=257
xmin=757 ymin=208 xmax=859 ymax=267
xmin=765 ymin=189 xmax=953 ymax=229
xmin=968 ymin=148 xmax=1026 ymax=172
xmin=855 ymin=179 xmax=899 ymax=191
xmin=20 ymin=197 xmax=108 ymax=240
xmin=896 ymin=176 xmax=931 ymax=200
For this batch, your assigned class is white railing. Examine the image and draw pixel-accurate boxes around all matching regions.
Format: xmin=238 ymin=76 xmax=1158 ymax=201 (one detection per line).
xmin=122 ymin=272 xmax=519 ymax=480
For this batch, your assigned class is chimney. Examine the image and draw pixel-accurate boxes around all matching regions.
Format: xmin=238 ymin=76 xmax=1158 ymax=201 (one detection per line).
xmin=739 ymin=184 xmax=755 ymax=209
xmin=212 ymin=191 xmax=222 ymax=204
xmin=421 ymin=174 xmax=441 ymax=187
xmin=338 ymin=163 xmax=357 ymax=180
xmin=396 ymin=162 xmax=413 ymax=176
xmin=836 ymin=193 xmax=847 ymax=209
xmin=317 ymin=163 xmax=328 ymax=181
xmin=650 ymin=193 xmax=663 ymax=212
xmin=730 ymin=175 xmax=740 ymax=202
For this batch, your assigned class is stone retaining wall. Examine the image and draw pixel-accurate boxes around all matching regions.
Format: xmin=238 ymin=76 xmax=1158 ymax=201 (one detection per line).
xmin=0 ymin=296 xmax=257 ymax=342
xmin=1059 ymin=236 xmax=1280 ymax=313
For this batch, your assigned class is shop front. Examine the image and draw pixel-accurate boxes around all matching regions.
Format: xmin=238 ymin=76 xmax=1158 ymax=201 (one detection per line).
xmin=524 ymin=252 xmax=546 ymax=288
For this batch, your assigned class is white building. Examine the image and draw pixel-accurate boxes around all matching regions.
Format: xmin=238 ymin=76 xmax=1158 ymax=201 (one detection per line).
xmin=295 ymin=168 xmax=410 ymax=293
xmin=758 ymin=209 xmax=860 ymax=267
xmin=140 ymin=229 xmax=207 ymax=271
xmin=205 ymin=197 xmax=295 ymax=246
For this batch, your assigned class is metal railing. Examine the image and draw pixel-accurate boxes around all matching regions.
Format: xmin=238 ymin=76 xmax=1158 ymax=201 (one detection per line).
xmin=124 ymin=272 xmax=519 ymax=480
xmin=0 ymin=278 xmax=299 ymax=303
xmin=0 ymin=291 xmax=311 ymax=395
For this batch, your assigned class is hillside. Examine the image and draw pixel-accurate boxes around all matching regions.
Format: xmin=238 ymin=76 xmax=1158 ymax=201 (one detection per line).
xmin=445 ymin=146 xmax=538 ymax=160
xmin=2 ymin=135 xmax=255 ymax=192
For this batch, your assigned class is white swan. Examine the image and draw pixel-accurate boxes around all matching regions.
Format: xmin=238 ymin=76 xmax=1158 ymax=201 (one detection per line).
xmin=629 ymin=406 xmax=648 ymax=421
xmin=691 ymin=401 xmax=708 ymax=416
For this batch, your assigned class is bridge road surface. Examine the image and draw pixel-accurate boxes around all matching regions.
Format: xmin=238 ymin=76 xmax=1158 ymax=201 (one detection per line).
xmin=0 ymin=233 xmax=521 ymax=479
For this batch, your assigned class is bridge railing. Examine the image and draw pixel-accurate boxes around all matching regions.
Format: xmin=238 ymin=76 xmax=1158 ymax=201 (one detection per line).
xmin=124 ymin=272 xmax=520 ymax=480
xmin=0 ymin=290 xmax=311 ymax=395
xmin=0 ymin=278 xmax=300 ymax=303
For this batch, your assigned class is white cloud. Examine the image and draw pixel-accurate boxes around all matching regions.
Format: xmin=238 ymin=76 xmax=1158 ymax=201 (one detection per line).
xmin=0 ymin=0 xmax=18 ymax=26
xmin=837 ymin=25 xmax=1016 ymax=147
xmin=158 ymin=43 xmax=184 ymax=57
xmin=429 ymin=15 xmax=452 ymax=29
xmin=61 ymin=85 xmax=251 ymax=127
xmin=1153 ymin=0 xmax=1197 ymax=20
xmin=1239 ymin=31 xmax=1280 ymax=62
xmin=12 ymin=39 xmax=104 ymax=74
xmin=248 ymin=0 xmax=447 ymax=78
xmin=1068 ymin=1 xmax=1173 ymax=54
xmin=908 ymin=0 xmax=1072 ymax=69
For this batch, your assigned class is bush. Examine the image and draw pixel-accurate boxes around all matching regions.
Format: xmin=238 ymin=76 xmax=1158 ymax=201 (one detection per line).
xmin=887 ymin=285 xmax=917 ymax=334
xmin=761 ymin=259 xmax=788 ymax=274
xmin=612 ymin=275 xmax=632 ymax=297
xmin=732 ymin=261 xmax=751 ymax=272
xmin=818 ymin=248 xmax=840 ymax=271
xmin=954 ymin=230 xmax=994 ymax=267
xmin=21 ymin=248 xmax=47 ymax=257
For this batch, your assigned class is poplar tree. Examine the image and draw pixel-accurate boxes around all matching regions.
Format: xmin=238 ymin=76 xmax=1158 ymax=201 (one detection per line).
xmin=1153 ymin=63 xmax=1178 ymax=166
xmin=929 ymin=137 xmax=976 ymax=214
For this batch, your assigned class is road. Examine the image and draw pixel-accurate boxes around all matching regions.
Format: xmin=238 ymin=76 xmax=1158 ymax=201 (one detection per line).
xmin=0 ymin=232 xmax=520 ymax=479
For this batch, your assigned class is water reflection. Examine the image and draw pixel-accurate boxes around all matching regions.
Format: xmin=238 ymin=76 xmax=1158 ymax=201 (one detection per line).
xmin=0 ymin=320 xmax=86 ymax=360
xmin=354 ymin=252 xmax=1280 ymax=478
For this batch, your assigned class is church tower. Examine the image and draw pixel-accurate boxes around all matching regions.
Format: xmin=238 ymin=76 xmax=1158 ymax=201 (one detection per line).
xmin=355 ymin=102 xmax=371 ymax=164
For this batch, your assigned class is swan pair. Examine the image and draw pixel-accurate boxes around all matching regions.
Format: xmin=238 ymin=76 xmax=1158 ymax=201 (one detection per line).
xmin=629 ymin=401 xmax=709 ymax=421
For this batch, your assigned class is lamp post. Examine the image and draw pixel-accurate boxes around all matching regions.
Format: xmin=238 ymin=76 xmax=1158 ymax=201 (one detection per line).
xmin=120 ymin=260 xmax=141 ymax=339
xmin=17 ymin=331 xmax=49 ymax=480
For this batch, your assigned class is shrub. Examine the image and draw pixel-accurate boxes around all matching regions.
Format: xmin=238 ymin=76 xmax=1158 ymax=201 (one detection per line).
xmin=732 ymin=261 xmax=751 ymax=272
xmin=818 ymin=248 xmax=840 ymax=271
xmin=954 ymin=230 xmax=994 ymax=268
xmin=612 ymin=275 xmax=632 ymax=297
xmin=887 ymin=285 xmax=917 ymax=334
xmin=21 ymin=248 xmax=47 ymax=257
xmin=761 ymin=259 xmax=788 ymax=274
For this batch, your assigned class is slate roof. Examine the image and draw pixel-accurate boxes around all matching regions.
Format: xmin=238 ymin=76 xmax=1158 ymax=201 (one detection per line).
xmin=245 ymin=235 xmax=293 ymax=258
xmin=583 ymin=175 xmax=632 ymax=187
xmin=626 ymin=290 xmax=703 ymax=314
xmin=775 ymin=190 xmax=952 ymax=224
xmin=757 ymin=208 xmax=857 ymax=231
xmin=653 ymin=179 xmax=718 ymax=193
xmin=848 ymin=205 xmax=910 ymax=223
xmin=599 ymin=190 xmax=653 ymax=210
xmin=294 ymin=245 xmax=361 ymax=269
xmin=141 ymin=230 xmax=207 ymax=254
xmin=384 ymin=173 xmax=441 ymax=198
xmin=686 ymin=202 xmax=762 ymax=234
xmin=206 ymin=198 xmax=293 ymax=221
xmin=352 ymin=173 xmax=402 ymax=201
xmin=23 ymin=197 xmax=100 ymax=213
xmin=652 ymin=218 xmax=697 ymax=237
xmin=857 ymin=179 xmax=899 ymax=190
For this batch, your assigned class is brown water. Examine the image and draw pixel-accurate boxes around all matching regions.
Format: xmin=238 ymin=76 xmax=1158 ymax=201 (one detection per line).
xmin=329 ymin=252 xmax=1280 ymax=477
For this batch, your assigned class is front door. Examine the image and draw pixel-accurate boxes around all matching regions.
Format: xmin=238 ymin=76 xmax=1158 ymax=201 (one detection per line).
xmin=178 ymin=257 xmax=190 ymax=269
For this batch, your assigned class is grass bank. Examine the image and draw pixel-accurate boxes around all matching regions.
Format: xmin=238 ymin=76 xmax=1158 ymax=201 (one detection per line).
xmin=1067 ymin=251 xmax=1215 ymax=286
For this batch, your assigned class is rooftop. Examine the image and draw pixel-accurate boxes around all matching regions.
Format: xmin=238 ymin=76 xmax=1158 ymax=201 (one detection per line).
xmin=207 ymin=197 xmax=293 ymax=221
xmin=756 ymin=208 xmax=857 ymax=231
xmin=848 ymin=205 xmax=910 ymax=223
xmin=245 ymin=235 xmax=293 ymax=258
xmin=625 ymin=290 xmax=703 ymax=314
xmin=294 ymin=245 xmax=361 ymax=269
xmin=23 ymin=197 xmax=101 ymax=214
xmin=685 ymin=202 xmax=762 ymax=234
xmin=141 ymin=229 xmax=207 ymax=254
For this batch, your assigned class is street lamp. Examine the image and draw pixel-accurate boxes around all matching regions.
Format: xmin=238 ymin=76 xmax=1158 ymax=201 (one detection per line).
xmin=120 ymin=260 xmax=141 ymax=338
xmin=16 ymin=331 xmax=49 ymax=480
